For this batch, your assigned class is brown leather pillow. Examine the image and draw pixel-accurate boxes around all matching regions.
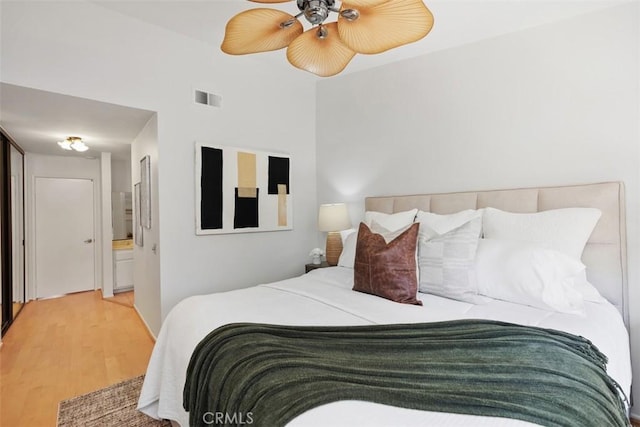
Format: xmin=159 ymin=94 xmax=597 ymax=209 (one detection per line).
xmin=353 ymin=222 xmax=422 ymax=306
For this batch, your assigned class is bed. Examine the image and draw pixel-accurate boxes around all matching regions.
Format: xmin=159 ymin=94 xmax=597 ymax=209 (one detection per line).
xmin=138 ymin=181 xmax=632 ymax=427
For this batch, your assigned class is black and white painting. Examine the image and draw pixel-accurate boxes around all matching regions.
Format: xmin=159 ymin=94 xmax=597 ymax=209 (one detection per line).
xmin=195 ymin=143 xmax=292 ymax=235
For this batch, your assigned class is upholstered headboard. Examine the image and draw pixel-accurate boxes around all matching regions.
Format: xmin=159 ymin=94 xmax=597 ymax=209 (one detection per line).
xmin=365 ymin=182 xmax=629 ymax=325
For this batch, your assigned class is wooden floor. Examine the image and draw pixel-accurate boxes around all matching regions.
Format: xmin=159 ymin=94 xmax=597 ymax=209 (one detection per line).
xmin=103 ymin=289 xmax=135 ymax=308
xmin=0 ymin=290 xmax=154 ymax=427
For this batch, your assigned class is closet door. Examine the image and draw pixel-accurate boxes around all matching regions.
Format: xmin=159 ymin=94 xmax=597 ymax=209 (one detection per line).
xmin=1 ymin=129 xmax=25 ymax=336
xmin=0 ymin=137 xmax=8 ymax=335
xmin=10 ymin=144 xmax=24 ymax=318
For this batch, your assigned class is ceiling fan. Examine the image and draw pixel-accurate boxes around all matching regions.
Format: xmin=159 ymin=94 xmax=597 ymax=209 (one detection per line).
xmin=221 ymin=0 xmax=434 ymax=77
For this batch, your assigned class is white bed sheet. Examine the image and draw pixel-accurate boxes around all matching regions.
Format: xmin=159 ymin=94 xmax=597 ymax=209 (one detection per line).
xmin=138 ymin=267 xmax=632 ymax=427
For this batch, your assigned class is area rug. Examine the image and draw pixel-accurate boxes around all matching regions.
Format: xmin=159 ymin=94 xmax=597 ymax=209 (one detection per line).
xmin=57 ymin=375 xmax=171 ymax=427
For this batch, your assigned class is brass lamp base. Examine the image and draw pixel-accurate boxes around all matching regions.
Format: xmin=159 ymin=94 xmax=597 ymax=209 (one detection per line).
xmin=325 ymin=232 xmax=343 ymax=266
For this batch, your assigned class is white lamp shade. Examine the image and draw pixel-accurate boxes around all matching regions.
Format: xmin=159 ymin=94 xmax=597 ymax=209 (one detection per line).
xmin=318 ymin=203 xmax=352 ymax=232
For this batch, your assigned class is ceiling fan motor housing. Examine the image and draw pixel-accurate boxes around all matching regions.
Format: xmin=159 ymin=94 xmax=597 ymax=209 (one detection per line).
xmin=297 ymin=0 xmax=335 ymax=25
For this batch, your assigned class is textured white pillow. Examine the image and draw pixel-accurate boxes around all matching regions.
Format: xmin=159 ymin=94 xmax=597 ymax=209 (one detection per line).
xmin=416 ymin=209 xmax=483 ymax=241
xmin=482 ymin=207 xmax=601 ymax=260
xmin=475 ymin=238 xmax=587 ymax=314
xmin=364 ymin=209 xmax=418 ymax=232
xmin=418 ymin=217 xmax=486 ymax=303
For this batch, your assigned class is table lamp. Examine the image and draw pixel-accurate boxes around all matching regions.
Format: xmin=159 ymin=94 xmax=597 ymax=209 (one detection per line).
xmin=318 ymin=203 xmax=352 ymax=266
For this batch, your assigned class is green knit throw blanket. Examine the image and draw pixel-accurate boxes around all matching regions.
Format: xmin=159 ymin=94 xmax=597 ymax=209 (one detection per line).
xmin=184 ymin=320 xmax=629 ymax=427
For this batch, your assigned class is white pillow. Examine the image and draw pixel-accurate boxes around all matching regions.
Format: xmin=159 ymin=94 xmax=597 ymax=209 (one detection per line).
xmin=364 ymin=209 xmax=417 ymax=232
xmin=340 ymin=228 xmax=356 ymax=244
xmin=482 ymin=207 xmax=601 ymax=261
xmin=370 ymin=220 xmax=413 ymax=243
xmin=416 ymin=209 xmax=483 ymax=241
xmin=475 ymin=238 xmax=587 ymax=315
xmin=573 ymin=270 xmax=608 ymax=303
xmin=418 ymin=217 xmax=487 ymax=303
xmin=338 ymin=231 xmax=358 ymax=268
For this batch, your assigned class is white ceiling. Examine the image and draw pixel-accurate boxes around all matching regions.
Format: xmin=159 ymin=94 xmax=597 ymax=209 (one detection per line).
xmin=0 ymin=0 xmax=627 ymax=159
xmin=0 ymin=83 xmax=154 ymax=161
xmin=93 ymin=0 xmax=626 ymax=75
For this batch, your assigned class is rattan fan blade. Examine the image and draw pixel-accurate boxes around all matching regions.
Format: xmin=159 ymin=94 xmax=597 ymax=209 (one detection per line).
xmin=221 ymin=9 xmax=303 ymax=55
xmin=287 ymin=23 xmax=356 ymax=77
xmin=337 ymin=0 xmax=389 ymax=8
xmin=249 ymin=0 xmax=294 ymax=3
xmin=338 ymin=0 xmax=434 ymax=54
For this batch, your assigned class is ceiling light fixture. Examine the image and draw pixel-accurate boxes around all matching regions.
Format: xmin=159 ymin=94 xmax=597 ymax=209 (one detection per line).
xmin=57 ymin=136 xmax=89 ymax=152
xmin=221 ymin=0 xmax=434 ymax=77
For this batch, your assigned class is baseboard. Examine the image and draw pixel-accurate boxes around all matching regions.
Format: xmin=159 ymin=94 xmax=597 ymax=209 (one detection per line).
xmin=631 ymin=415 xmax=640 ymax=427
xmin=133 ymin=303 xmax=157 ymax=342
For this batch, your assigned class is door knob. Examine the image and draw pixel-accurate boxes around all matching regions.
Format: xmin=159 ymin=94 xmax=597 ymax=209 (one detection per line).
xmin=84 ymin=238 xmax=93 ymax=243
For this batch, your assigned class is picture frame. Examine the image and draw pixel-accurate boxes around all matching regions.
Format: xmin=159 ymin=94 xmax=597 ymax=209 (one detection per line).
xmin=195 ymin=143 xmax=292 ymax=235
xmin=140 ymin=155 xmax=151 ymax=229
xmin=134 ymin=182 xmax=143 ymax=247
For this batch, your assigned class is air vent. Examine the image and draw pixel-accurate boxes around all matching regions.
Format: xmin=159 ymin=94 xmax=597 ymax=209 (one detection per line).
xmin=195 ymin=90 xmax=222 ymax=108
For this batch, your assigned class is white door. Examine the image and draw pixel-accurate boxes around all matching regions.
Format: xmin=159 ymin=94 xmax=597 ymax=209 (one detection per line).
xmin=35 ymin=177 xmax=95 ymax=298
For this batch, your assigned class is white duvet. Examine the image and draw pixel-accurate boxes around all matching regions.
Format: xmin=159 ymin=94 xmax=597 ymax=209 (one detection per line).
xmin=138 ymin=267 xmax=632 ymax=427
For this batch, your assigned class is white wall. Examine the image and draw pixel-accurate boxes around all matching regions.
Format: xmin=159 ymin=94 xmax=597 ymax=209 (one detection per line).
xmin=131 ymin=115 xmax=162 ymax=336
xmin=25 ymin=153 xmax=104 ymax=299
xmin=317 ymin=3 xmax=640 ymax=415
xmin=111 ymin=158 xmax=132 ymax=194
xmin=1 ymin=1 xmax=318 ymax=336
xmin=100 ymin=152 xmax=113 ymax=297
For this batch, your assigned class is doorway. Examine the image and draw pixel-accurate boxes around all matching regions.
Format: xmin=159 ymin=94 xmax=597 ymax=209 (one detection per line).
xmin=34 ymin=177 xmax=95 ymax=299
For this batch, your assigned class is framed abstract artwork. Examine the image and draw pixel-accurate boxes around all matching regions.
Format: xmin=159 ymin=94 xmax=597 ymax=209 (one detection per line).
xmin=134 ymin=182 xmax=143 ymax=247
xmin=140 ymin=155 xmax=151 ymax=229
xmin=195 ymin=143 xmax=292 ymax=235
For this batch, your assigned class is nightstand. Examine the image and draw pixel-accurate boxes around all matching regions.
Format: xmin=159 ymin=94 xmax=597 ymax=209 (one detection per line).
xmin=305 ymin=262 xmax=330 ymax=273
